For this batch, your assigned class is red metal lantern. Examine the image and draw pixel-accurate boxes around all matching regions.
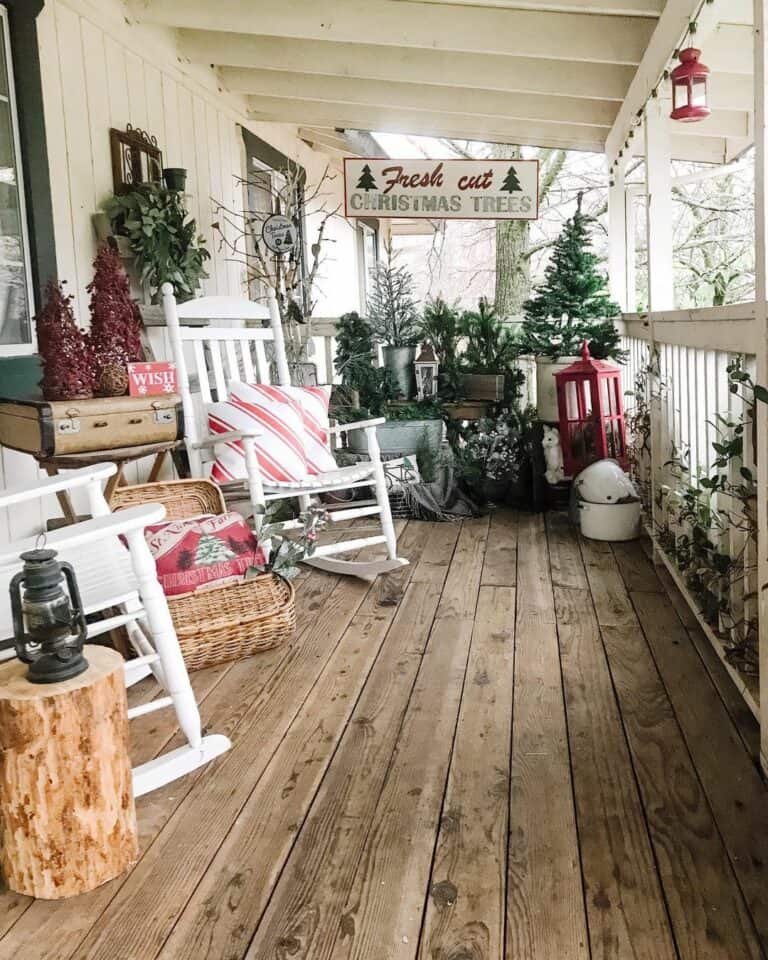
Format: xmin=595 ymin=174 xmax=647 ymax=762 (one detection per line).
xmin=670 ymin=47 xmax=710 ymax=122
xmin=554 ymin=341 xmax=628 ymax=477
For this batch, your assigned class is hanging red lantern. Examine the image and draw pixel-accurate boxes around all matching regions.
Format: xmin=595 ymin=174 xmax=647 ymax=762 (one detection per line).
xmin=554 ymin=342 xmax=628 ymax=478
xmin=670 ymin=47 xmax=710 ymax=122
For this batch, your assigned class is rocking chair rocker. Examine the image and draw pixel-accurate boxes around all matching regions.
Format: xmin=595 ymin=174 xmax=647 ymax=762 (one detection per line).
xmin=161 ymin=283 xmax=408 ymax=579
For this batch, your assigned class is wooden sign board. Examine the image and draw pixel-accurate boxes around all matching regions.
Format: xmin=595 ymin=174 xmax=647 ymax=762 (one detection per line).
xmin=128 ymin=361 xmax=178 ymax=397
xmin=344 ymin=158 xmax=539 ymax=220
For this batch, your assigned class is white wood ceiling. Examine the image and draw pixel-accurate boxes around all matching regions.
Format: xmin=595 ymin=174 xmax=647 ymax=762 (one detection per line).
xmin=134 ymin=0 xmax=755 ymax=163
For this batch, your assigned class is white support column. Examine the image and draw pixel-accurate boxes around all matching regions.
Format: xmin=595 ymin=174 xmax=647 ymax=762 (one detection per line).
xmin=753 ymin=0 xmax=768 ymax=772
xmin=608 ymin=163 xmax=628 ymax=312
xmin=644 ymin=93 xmax=673 ymax=566
xmin=644 ymin=94 xmax=674 ymax=312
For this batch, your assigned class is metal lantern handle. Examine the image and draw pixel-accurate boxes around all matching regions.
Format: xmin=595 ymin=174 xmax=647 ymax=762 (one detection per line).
xmin=60 ymin=561 xmax=88 ymax=643
xmin=8 ymin=569 xmax=33 ymax=663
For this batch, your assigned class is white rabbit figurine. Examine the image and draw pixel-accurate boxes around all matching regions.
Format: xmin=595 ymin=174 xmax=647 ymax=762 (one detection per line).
xmin=542 ymin=425 xmax=565 ymax=485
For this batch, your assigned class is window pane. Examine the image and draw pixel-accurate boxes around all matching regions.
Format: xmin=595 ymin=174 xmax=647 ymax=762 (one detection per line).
xmin=0 ymin=14 xmax=31 ymax=346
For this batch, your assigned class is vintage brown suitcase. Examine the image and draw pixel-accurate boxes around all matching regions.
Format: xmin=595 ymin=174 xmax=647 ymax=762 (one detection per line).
xmin=0 ymin=394 xmax=182 ymax=457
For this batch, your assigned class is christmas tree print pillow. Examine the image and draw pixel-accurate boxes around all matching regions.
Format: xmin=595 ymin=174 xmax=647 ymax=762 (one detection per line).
xmin=208 ymin=387 xmax=308 ymax=485
xmin=228 ymin=382 xmax=337 ymax=475
xmin=143 ymin=512 xmax=267 ymax=597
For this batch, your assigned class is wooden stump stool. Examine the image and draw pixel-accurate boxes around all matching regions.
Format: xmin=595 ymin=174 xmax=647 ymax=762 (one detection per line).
xmin=0 ymin=646 xmax=138 ymax=899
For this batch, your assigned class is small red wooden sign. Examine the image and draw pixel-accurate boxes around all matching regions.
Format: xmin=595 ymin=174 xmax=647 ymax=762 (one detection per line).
xmin=127 ymin=361 xmax=178 ymax=397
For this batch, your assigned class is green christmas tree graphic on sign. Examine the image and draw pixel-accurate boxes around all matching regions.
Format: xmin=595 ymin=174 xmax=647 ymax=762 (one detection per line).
xmin=356 ymin=164 xmax=377 ymax=191
xmin=500 ymin=165 xmax=522 ymax=193
xmin=195 ymin=533 xmax=236 ymax=566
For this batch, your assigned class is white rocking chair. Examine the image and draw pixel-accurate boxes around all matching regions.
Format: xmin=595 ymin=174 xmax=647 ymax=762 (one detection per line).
xmin=0 ymin=463 xmax=230 ymax=797
xmin=161 ymin=283 xmax=408 ymax=580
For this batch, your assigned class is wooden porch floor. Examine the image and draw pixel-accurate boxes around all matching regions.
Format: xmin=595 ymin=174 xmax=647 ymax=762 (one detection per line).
xmin=2 ymin=511 xmax=768 ymax=960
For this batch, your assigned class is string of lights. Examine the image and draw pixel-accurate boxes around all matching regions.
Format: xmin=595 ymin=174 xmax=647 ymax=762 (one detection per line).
xmin=609 ymin=0 xmax=716 ymax=183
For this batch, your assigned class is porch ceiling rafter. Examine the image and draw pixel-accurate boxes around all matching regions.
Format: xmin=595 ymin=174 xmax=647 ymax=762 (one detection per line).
xmin=246 ymin=96 xmax=608 ymax=152
xmin=179 ymin=31 xmax=637 ymax=102
xmin=136 ymin=0 xmax=658 ymax=65
xmin=222 ymin=68 xmax=618 ymax=128
xmin=390 ymin=0 xmax=664 ymax=13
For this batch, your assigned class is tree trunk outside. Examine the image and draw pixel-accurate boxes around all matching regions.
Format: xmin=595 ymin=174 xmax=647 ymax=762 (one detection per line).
xmin=495 ymin=219 xmax=531 ymax=319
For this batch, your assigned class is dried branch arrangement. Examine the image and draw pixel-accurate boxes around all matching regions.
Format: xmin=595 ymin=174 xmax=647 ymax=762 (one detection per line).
xmin=212 ymin=163 xmax=340 ymax=368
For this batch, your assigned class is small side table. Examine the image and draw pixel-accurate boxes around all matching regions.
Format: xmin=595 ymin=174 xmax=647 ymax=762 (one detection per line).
xmin=39 ymin=440 xmax=184 ymax=525
xmin=0 ymin=646 xmax=138 ymax=899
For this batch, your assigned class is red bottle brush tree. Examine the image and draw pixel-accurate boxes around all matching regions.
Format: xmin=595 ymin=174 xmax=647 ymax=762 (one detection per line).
xmin=88 ymin=244 xmax=144 ymax=395
xmin=36 ymin=281 xmax=94 ymax=401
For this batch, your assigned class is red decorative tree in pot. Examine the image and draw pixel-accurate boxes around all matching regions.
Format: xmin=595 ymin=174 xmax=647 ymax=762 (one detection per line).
xmin=35 ymin=281 xmax=94 ymax=401
xmin=88 ymin=244 xmax=144 ymax=396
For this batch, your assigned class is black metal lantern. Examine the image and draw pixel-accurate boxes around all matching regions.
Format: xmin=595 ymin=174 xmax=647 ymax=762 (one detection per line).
xmin=9 ymin=548 xmax=88 ymax=683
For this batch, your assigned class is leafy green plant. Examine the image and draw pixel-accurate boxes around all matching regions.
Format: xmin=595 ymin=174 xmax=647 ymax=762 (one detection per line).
xmin=367 ymin=244 xmax=421 ymax=347
xmin=246 ymin=503 xmax=329 ymax=581
xmin=421 ymin=296 xmax=463 ymax=401
xmin=460 ymin=298 xmax=518 ymax=373
xmin=104 ymin=183 xmax=210 ymax=300
xmin=453 ymin=406 xmax=533 ymax=482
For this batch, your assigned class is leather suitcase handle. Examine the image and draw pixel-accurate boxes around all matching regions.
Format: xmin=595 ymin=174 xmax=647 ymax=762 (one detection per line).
xmin=93 ymin=420 xmax=108 ymax=428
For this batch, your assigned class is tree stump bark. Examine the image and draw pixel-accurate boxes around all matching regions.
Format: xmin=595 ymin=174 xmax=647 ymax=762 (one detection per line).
xmin=0 ymin=645 xmax=138 ymax=899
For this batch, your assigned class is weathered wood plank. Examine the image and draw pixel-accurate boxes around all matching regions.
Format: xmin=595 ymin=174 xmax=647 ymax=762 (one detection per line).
xmin=622 ymin=541 xmax=768 ymax=954
xmin=63 ymin=538 xmax=391 ymax=960
xmin=330 ymin=616 xmax=475 ymax=960
xmin=507 ymin=513 xmax=589 ymax=960
xmin=0 ymin=649 xmax=280 ymax=960
xmin=243 ymin=521 xmax=483 ymax=959
xmin=418 ymin=584 xmax=515 ymax=960
xmin=654 ymin=562 xmax=760 ymax=759
xmin=582 ymin=536 xmax=764 ymax=960
xmin=547 ymin=516 xmax=676 ymax=960
xmin=481 ymin=509 xmax=518 ymax=587
xmin=156 ymin=523 xmax=458 ymax=959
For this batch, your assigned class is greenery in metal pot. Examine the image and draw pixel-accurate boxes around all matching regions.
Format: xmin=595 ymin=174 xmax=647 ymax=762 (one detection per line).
xmin=104 ymin=183 xmax=210 ymax=300
xmin=334 ymin=310 xmax=399 ymax=415
xmin=367 ymin=244 xmax=421 ymax=347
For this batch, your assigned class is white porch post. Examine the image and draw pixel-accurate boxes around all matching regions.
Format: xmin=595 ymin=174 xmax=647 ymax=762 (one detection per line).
xmin=754 ymin=0 xmax=768 ymax=773
xmin=644 ymin=94 xmax=674 ymax=312
xmin=644 ymin=92 xmax=673 ymax=563
xmin=608 ymin=163 xmax=628 ymax=312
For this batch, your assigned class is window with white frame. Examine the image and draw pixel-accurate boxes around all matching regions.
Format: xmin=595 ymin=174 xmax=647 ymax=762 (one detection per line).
xmin=0 ymin=6 xmax=32 ymax=350
xmin=357 ymin=221 xmax=378 ymax=311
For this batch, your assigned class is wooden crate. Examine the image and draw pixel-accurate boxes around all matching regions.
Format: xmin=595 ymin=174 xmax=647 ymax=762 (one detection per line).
xmin=462 ymin=373 xmax=505 ymax=402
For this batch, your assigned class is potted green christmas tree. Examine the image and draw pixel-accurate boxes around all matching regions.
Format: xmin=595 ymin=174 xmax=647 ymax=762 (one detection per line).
xmin=367 ymin=243 xmax=422 ymax=399
xmin=519 ymin=193 xmax=621 ymax=420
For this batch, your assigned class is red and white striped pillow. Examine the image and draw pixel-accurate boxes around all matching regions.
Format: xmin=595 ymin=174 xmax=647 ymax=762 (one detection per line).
xmin=208 ymin=389 xmax=308 ymax=485
xmin=228 ymin=382 xmax=337 ymax=475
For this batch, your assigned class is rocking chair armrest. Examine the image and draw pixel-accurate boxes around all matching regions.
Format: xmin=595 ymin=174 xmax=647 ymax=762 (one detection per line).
xmin=0 ymin=504 xmax=166 ymax=568
xmin=329 ymin=417 xmax=386 ymax=435
xmin=0 ymin=463 xmax=118 ymax=509
xmin=190 ymin=429 xmax=263 ymax=450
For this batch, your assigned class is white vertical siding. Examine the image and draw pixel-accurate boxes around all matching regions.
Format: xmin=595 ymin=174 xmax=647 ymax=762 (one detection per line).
xmin=0 ymin=0 xmax=359 ymax=545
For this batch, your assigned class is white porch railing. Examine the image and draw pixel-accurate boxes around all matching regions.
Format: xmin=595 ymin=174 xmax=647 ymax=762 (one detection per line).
xmin=618 ymin=305 xmax=760 ymax=717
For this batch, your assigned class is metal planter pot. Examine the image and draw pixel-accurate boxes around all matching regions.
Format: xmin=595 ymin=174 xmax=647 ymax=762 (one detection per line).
xmin=382 ymin=345 xmax=416 ymax=399
xmin=348 ymin=418 xmax=443 ymax=456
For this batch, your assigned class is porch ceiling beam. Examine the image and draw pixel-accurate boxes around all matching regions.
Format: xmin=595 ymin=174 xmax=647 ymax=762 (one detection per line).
xmin=391 ymin=0 xmax=664 ymax=15
xmin=709 ymin=73 xmax=757 ymax=112
xmin=180 ymin=31 xmax=637 ymax=101
xmin=605 ymin=0 xmax=742 ymax=162
xmin=222 ymin=68 xmax=618 ymax=128
xmin=246 ymin=96 xmax=608 ymax=152
xmin=706 ymin=24 xmax=755 ymax=76
xmin=670 ymin=109 xmax=752 ymax=140
xmin=139 ymin=0 xmax=657 ymax=64
xmin=668 ymin=134 xmax=732 ymax=165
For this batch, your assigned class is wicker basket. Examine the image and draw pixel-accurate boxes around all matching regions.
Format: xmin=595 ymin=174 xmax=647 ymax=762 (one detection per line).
xmin=109 ymin=479 xmax=295 ymax=670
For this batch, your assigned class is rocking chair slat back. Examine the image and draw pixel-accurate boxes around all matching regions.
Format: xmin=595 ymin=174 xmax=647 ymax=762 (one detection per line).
xmin=161 ymin=284 xmax=291 ymax=470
